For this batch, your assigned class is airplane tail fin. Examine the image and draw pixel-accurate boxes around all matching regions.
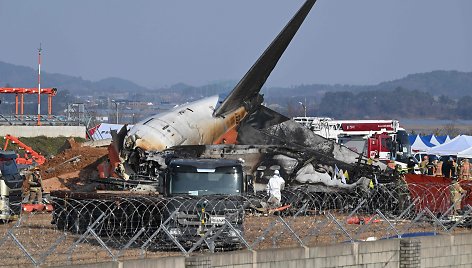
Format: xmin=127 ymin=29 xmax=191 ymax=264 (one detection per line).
xmin=214 ymin=0 xmax=317 ymax=117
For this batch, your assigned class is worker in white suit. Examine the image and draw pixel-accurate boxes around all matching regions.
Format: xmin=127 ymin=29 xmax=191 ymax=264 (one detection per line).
xmin=266 ymin=169 xmax=285 ymax=207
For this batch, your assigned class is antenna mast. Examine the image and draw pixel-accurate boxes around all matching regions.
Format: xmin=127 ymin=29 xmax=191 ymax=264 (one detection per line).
xmin=37 ymin=44 xmax=42 ymax=126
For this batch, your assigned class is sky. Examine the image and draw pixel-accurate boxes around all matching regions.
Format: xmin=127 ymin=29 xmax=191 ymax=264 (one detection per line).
xmin=1 ymin=0 xmax=471 ymax=89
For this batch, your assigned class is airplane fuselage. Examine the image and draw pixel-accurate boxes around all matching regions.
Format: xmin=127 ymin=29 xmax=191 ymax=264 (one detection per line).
xmin=123 ymin=96 xmax=247 ymax=152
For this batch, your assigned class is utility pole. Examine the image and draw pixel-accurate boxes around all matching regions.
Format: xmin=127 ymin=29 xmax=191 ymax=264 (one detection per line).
xmin=112 ymin=100 xmax=119 ymax=124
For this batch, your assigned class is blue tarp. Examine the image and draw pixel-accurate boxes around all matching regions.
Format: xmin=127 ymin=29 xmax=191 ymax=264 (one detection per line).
xmin=419 ymin=136 xmax=435 ymax=147
xmin=408 ymin=134 xmax=417 ymax=145
xmin=435 ymin=135 xmax=450 ymax=144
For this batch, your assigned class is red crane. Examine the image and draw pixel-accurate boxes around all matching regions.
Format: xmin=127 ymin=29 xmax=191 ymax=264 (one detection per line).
xmin=3 ymin=134 xmax=46 ymax=165
xmin=0 ymin=87 xmax=57 ymax=117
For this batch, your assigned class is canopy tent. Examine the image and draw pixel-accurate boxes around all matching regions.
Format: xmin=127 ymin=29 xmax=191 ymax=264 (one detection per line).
xmin=427 ymin=135 xmax=472 ymax=156
xmin=411 ymin=135 xmax=436 ymax=152
xmin=458 ymin=146 xmax=472 ymax=158
xmin=408 ymin=134 xmax=417 ymax=146
xmin=435 ymin=135 xmax=451 ymax=144
xmin=423 ymin=134 xmax=441 ymax=146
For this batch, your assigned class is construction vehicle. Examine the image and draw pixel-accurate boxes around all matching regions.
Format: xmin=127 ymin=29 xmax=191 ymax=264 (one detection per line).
xmin=293 ymin=117 xmax=411 ymax=163
xmin=3 ymin=134 xmax=46 ymax=166
xmin=0 ymin=151 xmax=24 ymax=221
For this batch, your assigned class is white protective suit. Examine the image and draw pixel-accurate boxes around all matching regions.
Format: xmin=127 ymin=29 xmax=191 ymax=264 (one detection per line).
xmin=266 ymin=171 xmax=285 ymax=201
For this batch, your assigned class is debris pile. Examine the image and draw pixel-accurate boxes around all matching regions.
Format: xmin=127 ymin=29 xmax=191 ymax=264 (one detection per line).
xmin=39 ymin=138 xmax=108 ymax=192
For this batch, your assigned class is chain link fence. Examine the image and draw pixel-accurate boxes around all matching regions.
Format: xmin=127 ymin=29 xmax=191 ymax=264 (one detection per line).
xmin=1 ymin=181 xmax=472 ymax=267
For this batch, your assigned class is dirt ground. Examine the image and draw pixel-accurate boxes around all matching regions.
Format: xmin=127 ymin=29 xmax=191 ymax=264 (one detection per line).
xmin=38 ymin=138 xmax=108 ymax=192
xmin=0 ymin=211 xmax=470 ymax=267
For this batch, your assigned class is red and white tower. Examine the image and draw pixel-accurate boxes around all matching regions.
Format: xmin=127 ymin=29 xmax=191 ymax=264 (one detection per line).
xmin=37 ymin=44 xmax=42 ymax=126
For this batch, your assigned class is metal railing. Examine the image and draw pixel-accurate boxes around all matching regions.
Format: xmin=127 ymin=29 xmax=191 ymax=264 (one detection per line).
xmin=0 ymin=114 xmax=85 ymax=126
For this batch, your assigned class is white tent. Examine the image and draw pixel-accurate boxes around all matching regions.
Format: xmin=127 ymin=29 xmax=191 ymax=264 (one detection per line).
xmin=427 ymin=135 xmax=472 ymax=156
xmin=429 ymin=135 xmax=441 ymax=146
xmin=411 ymin=135 xmax=435 ymax=152
xmin=457 ymin=146 xmax=472 ymax=158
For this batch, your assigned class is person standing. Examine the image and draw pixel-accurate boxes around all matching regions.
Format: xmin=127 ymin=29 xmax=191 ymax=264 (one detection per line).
xmin=451 ymin=157 xmax=458 ymax=178
xmin=442 ymin=157 xmax=454 ymax=178
xmin=420 ymin=155 xmax=429 ymax=174
xmin=27 ymin=167 xmax=43 ymax=204
xmin=407 ymin=157 xmax=416 ymax=174
xmin=460 ymin=159 xmax=470 ymax=180
xmin=450 ymin=177 xmax=465 ymax=215
xmin=435 ymin=159 xmax=443 ymax=176
xmin=266 ymin=170 xmax=285 ymax=208
xmin=426 ymin=158 xmax=435 ymax=175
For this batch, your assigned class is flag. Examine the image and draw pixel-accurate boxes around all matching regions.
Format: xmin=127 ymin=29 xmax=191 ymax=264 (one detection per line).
xmin=344 ymin=171 xmax=349 ymax=181
xmin=332 ymin=165 xmax=339 ymax=180
xmin=340 ymin=169 xmax=346 ymax=184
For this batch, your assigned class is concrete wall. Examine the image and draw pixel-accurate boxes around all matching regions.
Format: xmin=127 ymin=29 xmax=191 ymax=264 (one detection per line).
xmin=62 ymin=256 xmax=186 ymax=268
xmin=0 ymin=126 xmax=86 ymax=138
xmin=420 ymin=233 xmax=472 ymax=268
xmin=52 ymin=233 xmax=472 ymax=268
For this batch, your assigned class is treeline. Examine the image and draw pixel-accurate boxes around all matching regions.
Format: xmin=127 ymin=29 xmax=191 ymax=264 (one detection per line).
xmin=317 ymin=87 xmax=472 ymax=120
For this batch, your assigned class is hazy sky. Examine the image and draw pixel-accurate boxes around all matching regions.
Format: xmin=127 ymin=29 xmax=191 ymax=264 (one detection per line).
xmin=1 ymin=0 xmax=471 ymax=88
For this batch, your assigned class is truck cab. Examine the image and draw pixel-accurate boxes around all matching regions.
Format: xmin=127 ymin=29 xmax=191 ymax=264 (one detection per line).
xmin=161 ymin=158 xmax=247 ymax=249
xmin=0 ymin=151 xmax=24 ymax=220
xmin=164 ymin=158 xmax=245 ymax=196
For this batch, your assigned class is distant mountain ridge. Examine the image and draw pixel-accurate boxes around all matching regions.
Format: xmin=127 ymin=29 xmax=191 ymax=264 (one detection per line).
xmin=0 ymin=61 xmax=148 ymax=94
xmin=1 ymin=60 xmax=471 ymax=98
xmin=265 ymin=70 xmax=472 ymax=99
xmin=370 ymin=70 xmax=472 ymax=98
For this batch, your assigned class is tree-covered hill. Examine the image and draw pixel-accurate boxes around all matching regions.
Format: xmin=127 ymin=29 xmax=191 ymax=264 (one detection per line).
xmin=1 ymin=60 xmax=471 ymax=119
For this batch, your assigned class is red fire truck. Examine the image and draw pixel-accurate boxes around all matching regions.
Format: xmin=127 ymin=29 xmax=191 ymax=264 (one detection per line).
xmin=293 ymin=117 xmax=411 ymax=163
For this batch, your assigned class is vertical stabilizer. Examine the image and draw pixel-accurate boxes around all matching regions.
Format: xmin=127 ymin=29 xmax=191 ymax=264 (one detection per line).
xmin=214 ymin=0 xmax=317 ymax=117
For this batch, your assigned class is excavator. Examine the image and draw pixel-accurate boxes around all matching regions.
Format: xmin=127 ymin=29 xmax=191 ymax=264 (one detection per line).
xmin=3 ymin=134 xmax=46 ymax=166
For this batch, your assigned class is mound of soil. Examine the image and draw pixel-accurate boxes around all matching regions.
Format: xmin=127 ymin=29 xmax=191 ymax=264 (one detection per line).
xmin=39 ymin=139 xmax=109 ymax=192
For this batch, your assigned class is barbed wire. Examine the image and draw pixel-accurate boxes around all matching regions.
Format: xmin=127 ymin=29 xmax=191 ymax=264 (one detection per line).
xmin=0 ymin=181 xmax=471 ymax=267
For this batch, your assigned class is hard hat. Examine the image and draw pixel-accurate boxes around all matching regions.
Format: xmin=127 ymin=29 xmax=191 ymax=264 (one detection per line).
xmin=34 ymin=167 xmax=40 ymax=171
xmin=274 ymin=170 xmax=280 ymax=175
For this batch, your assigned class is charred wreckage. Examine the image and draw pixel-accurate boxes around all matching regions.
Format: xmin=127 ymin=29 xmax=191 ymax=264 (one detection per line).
xmin=51 ymin=0 xmax=407 ymax=250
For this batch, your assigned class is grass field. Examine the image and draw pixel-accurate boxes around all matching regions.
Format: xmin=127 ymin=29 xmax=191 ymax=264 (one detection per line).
xmin=2 ymin=136 xmax=86 ymax=158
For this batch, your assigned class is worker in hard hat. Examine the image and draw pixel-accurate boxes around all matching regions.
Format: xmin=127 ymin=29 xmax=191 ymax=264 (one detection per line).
xmin=27 ymin=167 xmax=43 ymax=204
xmin=266 ymin=169 xmax=285 ymax=208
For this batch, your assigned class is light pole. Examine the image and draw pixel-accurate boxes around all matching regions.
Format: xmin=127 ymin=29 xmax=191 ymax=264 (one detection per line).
xmin=112 ymin=100 xmax=119 ymax=124
xmin=298 ymin=100 xmax=307 ymax=117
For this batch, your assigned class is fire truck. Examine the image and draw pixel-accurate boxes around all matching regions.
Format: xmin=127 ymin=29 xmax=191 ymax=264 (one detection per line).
xmin=293 ymin=117 xmax=411 ymax=163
